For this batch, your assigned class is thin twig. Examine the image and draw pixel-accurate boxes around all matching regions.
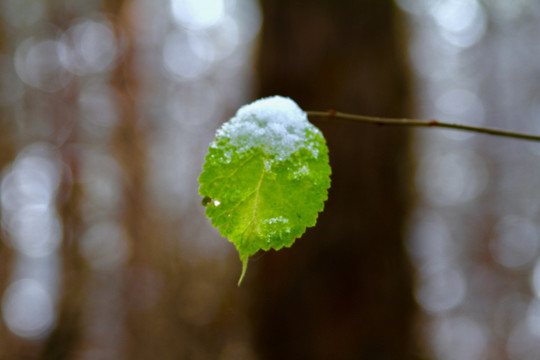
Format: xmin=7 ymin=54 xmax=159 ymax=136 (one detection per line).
xmin=306 ymin=110 xmax=540 ymax=142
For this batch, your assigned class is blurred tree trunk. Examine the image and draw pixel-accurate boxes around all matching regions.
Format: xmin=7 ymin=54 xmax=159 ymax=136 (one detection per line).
xmin=0 ymin=22 xmax=16 ymax=359
xmin=251 ymin=1 xmax=420 ymax=359
xmin=105 ymin=2 xmax=158 ymax=359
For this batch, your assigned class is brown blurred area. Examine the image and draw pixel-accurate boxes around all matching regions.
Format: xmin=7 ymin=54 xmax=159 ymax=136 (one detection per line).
xmin=2 ymin=0 xmax=540 ymax=359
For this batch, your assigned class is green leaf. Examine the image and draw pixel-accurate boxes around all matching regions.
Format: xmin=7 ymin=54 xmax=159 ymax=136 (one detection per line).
xmin=198 ymin=96 xmax=331 ymax=284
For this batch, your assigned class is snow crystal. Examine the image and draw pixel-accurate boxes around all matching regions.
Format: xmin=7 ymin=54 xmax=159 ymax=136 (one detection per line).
xmin=263 ymin=216 xmax=289 ymax=225
xmin=293 ymin=165 xmax=310 ymax=179
xmin=262 ymin=216 xmax=291 ymax=240
xmin=216 ymin=96 xmax=319 ymax=161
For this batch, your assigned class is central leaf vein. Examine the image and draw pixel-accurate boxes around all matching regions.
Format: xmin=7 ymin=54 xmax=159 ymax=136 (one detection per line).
xmin=239 ymin=157 xmax=267 ymax=244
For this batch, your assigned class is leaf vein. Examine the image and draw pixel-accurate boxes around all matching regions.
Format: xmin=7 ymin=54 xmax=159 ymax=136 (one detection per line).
xmin=208 ymin=152 xmax=258 ymax=182
xmin=238 ymin=157 xmax=268 ymax=245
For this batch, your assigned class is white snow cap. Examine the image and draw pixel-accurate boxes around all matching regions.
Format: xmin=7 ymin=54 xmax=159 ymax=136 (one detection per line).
xmin=217 ymin=96 xmax=319 ymax=161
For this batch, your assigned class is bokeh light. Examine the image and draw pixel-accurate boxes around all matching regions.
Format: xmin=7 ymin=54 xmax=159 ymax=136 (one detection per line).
xmin=429 ymin=315 xmax=487 ymax=360
xmin=162 ymin=30 xmax=214 ymax=80
xmin=429 ymin=0 xmax=486 ymax=48
xmin=79 ymin=221 xmax=130 ymax=272
xmin=416 ymin=149 xmax=488 ymax=207
xmin=14 ymin=37 xmax=72 ymax=92
xmin=490 ymin=216 xmax=539 ymax=269
xmin=2 ymin=279 xmax=55 ymax=339
xmin=170 ymin=0 xmax=225 ymax=30
xmin=60 ymin=18 xmax=118 ymax=75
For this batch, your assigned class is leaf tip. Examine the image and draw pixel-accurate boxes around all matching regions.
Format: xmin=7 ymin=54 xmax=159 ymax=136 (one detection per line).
xmin=237 ymin=256 xmax=249 ymax=286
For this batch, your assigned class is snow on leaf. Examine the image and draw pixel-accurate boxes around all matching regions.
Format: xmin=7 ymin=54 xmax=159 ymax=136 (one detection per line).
xmin=198 ymin=96 xmax=331 ymax=285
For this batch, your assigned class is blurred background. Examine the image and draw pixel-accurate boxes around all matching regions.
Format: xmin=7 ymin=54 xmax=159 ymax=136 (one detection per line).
xmin=0 ymin=0 xmax=540 ymax=359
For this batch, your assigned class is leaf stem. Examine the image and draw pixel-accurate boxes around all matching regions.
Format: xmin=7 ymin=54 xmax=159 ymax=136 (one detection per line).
xmin=306 ymin=110 xmax=540 ymax=142
xmin=238 ymin=256 xmax=248 ymax=286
